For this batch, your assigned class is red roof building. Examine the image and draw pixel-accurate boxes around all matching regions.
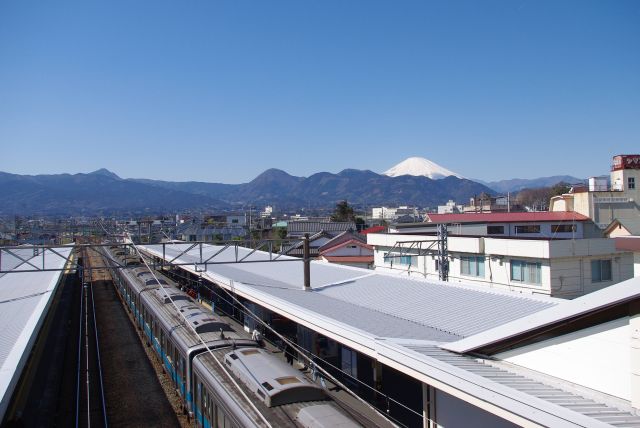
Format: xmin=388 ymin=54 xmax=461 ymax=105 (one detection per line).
xmin=360 ymin=225 xmax=387 ymax=235
xmin=425 ymin=212 xmax=591 ymax=224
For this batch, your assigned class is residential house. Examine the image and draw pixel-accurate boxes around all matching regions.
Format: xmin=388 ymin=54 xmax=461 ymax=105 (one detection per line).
xmin=317 ymin=231 xmax=374 ymax=269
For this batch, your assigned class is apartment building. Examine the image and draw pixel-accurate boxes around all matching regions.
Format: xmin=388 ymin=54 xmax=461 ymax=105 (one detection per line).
xmin=397 ymin=211 xmax=603 ymax=239
xmin=368 ymin=232 xmax=633 ymax=298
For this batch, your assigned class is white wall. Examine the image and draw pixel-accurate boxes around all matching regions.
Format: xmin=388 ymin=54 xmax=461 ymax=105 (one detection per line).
xmin=497 ymin=317 xmax=631 ymax=401
xmin=326 ymin=244 xmax=372 ymax=257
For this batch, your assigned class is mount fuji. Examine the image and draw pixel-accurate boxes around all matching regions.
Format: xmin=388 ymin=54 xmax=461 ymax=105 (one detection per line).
xmin=383 ymin=157 xmax=464 ymax=180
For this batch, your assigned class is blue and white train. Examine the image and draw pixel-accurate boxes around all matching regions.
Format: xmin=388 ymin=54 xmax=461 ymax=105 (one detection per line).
xmin=104 ymin=247 xmax=364 ymax=428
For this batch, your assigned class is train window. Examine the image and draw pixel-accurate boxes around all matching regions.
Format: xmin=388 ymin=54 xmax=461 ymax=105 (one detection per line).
xmin=261 ymin=382 xmax=274 ymax=391
xmin=256 ymin=390 xmax=265 ymax=399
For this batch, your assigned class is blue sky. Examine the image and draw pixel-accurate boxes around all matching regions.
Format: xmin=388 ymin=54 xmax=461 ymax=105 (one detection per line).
xmin=1 ymin=1 xmax=638 ymax=183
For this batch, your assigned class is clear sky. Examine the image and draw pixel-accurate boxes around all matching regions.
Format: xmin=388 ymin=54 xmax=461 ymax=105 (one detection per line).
xmin=1 ymin=1 xmax=638 ymax=183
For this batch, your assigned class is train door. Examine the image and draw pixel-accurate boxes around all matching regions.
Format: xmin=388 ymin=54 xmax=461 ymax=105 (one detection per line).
xmin=160 ymin=329 xmax=166 ymax=362
xmin=193 ymin=373 xmax=202 ymax=426
xmin=179 ymin=355 xmax=186 ymax=398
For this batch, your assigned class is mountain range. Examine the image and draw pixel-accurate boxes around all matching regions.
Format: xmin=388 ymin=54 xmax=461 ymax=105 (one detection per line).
xmin=0 ymin=166 xmax=491 ymax=216
xmin=479 ymin=175 xmax=585 ymax=193
xmin=0 ymin=157 xmax=581 ymax=215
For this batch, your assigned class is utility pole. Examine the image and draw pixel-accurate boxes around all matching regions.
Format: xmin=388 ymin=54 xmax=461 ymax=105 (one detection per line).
xmin=437 ymin=224 xmax=449 ymax=282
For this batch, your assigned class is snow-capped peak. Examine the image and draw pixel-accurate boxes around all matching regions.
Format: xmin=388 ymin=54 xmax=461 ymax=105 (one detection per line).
xmin=383 ymin=157 xmax=464 ymax=180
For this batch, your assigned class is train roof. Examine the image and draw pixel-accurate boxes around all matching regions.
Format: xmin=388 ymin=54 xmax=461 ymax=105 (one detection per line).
xmin=139 ymin=280 xmax=251 ymax=351
xmin=224 ymin=347 xmax=326 ymax=407
xmin=193 ymin=349 xmax=364 ymax=428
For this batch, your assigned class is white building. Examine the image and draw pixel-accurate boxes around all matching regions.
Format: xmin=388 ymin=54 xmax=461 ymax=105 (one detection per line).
xmin=400 ymin=211 xmax=603 ymax=239
xmin=437 ymin=199 xmax=463 ymax=214
xmin=368 ymin=232 xmax=634 ymax=298
xmin=371 ymin=206 xmax=398 ymax=221
xmin=551 ymin=154 xmax=640 ymax=229
xmin=261 ymin=205 xmax=273 ymax=218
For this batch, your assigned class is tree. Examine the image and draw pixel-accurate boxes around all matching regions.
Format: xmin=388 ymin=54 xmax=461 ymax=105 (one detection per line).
xmin=331 ymin=200 xmax=355 ymax=222
xmin=274 ymin=227 xmax=287 ymax=239
xmin=516 ymin=182 xmax=571 ymax=211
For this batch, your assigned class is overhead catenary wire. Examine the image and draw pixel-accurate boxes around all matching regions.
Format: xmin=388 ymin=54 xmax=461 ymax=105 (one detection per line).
xmin=144 ymin=243 xmax=421 ymax=424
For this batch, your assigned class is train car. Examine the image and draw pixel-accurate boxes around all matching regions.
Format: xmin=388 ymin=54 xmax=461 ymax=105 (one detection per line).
xmin=192 ymin=347 xmax=362 ymax=428
xmin=104 ymin=247 xmax=257 ymax=413
xmin=139 ymin=280 xmax=256 ymax=410
xmin=103 ymin=248 xmax=364 ymax=427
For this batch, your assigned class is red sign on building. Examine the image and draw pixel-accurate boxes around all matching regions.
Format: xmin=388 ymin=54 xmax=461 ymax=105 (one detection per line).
xmin=612 ymin=155 xmax=640 ymax=171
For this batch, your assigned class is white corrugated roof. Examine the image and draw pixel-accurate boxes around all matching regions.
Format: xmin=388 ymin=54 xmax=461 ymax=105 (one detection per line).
xmin=442 ymin=275 xmax=640 ymax=354
xmin=0 ymin=247 xmax=73 ymax=421
xmin=141 ymin=243 xmax=557 ymax=341
xmin=376 ymin=340 xmax=640 ymax=428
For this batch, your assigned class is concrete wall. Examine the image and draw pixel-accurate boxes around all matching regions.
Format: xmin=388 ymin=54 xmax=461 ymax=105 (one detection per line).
xmin=497 ymin=317 xmax=632 ymax=401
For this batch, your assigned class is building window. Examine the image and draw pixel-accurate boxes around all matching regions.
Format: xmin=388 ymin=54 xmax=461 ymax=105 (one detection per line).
xmin=399 ymin=255 xmax=416 ymax=266
xmin=460 ymin=256 xmax=485 ymax=277
xmin=591 ymin=259 xmax=612 ymax=282
xmin=629 ymin=177 xmax=636 ymax=190
xmin=511 ymin=259 xmax=541 ymax=284
xmin=383 ymin=252 xmax=415 ymax=266
xmin=551 ymin=224 xmax=577 ymax=233
xmin=487 ymin=225 xmax=505 ymax=235
xmin=514 ymin=225 xmax=540 ymax=234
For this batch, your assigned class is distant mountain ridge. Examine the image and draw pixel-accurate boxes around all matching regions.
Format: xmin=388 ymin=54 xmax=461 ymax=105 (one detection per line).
xmin=0 ymin=170 xmax=228 ymax=215
xmin=480 ymin=175 xmax=585 ymax=193
xmin=131 ymin=168 xmax=493 ymax=210
xmin=0 ymin=166 xmax=494 ymax=215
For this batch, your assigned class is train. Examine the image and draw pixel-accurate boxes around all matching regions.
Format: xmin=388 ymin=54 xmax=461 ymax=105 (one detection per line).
xmin=103 ymin=246 xmax=363 ymax=428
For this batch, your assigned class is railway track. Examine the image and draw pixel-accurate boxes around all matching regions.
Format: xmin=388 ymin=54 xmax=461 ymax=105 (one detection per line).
xmin=76 ymin=248 xmax=108 ymax=428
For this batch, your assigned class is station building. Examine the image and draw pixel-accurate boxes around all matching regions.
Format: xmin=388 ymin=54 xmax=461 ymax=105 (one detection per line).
xmin=142 ymin=243 xmax=640 ymax=428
